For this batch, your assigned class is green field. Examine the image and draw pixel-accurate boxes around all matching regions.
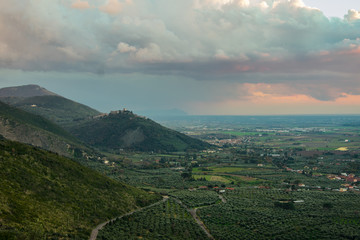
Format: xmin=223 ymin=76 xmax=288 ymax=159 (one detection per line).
xmin=193 ymin=174 xmax=231 ymax=183
xmin=193 ymin=166 xmax=246 ymax=173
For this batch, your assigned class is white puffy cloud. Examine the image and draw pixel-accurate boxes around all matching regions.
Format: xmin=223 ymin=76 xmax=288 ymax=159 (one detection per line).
xmin=195 ymin=0 xmax=250 ymax=9
xmin=117 ymin=42 xmax=137 ymax=53
xmin=345 ymin=9 xmax=360 ymax=22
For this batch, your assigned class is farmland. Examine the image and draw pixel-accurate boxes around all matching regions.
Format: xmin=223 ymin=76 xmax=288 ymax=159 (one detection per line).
xmin=98 ymin=115 xmax=360 ymax=239
xmin=97 ymin=198 xmax=209 ymax=240
xmin=168 ymin=190 xmax=220 ymax=208
xmin=199 ymin=189 xmax=360 ymax=240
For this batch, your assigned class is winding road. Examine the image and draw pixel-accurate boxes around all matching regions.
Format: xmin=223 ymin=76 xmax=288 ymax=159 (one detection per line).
xmin=173 ymin=198 xmax=215 ymax=240
xmin=219 ymin=194 xmax=227 ymax=203
xmin=89 ymin=193 xmax=226 ymax=240
xmin=89 ymin=196 xmax=168 ymax=240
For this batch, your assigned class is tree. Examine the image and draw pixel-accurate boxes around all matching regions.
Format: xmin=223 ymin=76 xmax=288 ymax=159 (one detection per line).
xmin=323 ymin=202 xmax=333 ymax=209
xmin=274 ymin=201 xmax=295 ymax=210
xmin=181 ymin=172 xmax=191 ymax=180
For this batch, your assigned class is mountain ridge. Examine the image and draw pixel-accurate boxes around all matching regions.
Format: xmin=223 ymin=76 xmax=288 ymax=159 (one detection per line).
xmin=0 ymin=84 xmax=101 ymax=128
xmin=0 ymin=84 xmax=58 ymax=98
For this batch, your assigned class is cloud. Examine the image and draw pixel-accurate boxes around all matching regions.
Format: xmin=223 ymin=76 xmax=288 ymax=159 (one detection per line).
xmin=345 ymin=9 xmax=360 ymax=21
xmin=71 ymin=0 xmax=91 ymax=9
xmin=239 ymin=83 xmax=357 ymax=102
xmin=214 ymin=49 xmax=230 ymax=60
xmin=116 ymin=42 xmax=137 ymax=53
xmin=133 ymin=43 xmax=163 ymax=63
xmin=1 ymin=0 xmax=360 ymax=103
xmin=57 ymin=46 xmax=85 ymax=60
xmin=100 ymin=0 xmax=126 ymax=14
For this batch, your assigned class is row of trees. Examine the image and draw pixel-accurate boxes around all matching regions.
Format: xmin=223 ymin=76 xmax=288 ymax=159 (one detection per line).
xmin=98 ymin=198 xmax=208 ymax=240
xmin=197 ymin=188 xmax=360 ymax=240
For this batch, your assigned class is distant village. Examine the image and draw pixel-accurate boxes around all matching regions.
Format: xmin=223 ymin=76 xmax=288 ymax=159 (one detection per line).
xmin=93 ymin=108 xmax=147 ymax=120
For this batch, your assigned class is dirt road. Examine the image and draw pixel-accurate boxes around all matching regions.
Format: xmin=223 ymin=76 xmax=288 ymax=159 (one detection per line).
xmin=89 ymin=196 xmax=168 ymax=240
xmin=89 ymin=194 xmax=223 ymax=240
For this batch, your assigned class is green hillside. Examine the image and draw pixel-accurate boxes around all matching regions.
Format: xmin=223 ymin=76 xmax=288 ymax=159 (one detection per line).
xmin=0 ymin=138 xmax=161 ymax=239
xmin=13 ymin=95 xmax=100 ymax=128
xmin=0 ymin=101 xmax=77 ymax=142
xmin=70 ymin=110 xmax=212 ymax=152
xmin=0 ymin=101 xmax=94 ymax=157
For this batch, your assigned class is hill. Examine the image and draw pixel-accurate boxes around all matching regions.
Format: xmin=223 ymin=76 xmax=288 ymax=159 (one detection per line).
xmin=13 ymin=95 xmax=100 ymax=128
xmin=0 ymin=138 xmax=161 ymax=239
xmin=0 ymin=101 xmax=91 ymax=157
xmin=70 ymin=109 xmax=212 ymax=152
xmin=0 ymin=85 xmax=100 ymax=128
xmin=0 ymin=84 xmax=58 ymax=99
xmin=0 ymin=85 xmax=211 ymax=153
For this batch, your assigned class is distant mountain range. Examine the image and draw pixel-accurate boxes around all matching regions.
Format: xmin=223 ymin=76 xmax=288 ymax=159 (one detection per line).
xmin=0 ymin=84 xmax=211 ymax=153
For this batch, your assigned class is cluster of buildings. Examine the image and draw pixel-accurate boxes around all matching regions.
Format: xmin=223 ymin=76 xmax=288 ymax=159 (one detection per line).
xmin=282 ymin=165 xmax=360 ymax=192
xmin=327 ymin=173 xmax=359 ymax=183
xmin=93 ymin=108 xmax=147 ymax=120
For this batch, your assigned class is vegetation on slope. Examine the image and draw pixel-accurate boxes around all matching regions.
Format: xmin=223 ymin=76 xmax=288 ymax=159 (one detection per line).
xmin=1 ymin=85 xmax=211 ymax=153
xmin=0 ymin=101 xmax=77 ymax=142
xmin=98 ymin=198 xmax=208 ymax=240
xmin=0 ymin=138 xmax=161 ymax=239
xmin=0 ymin=84 xmax=57 ymax=98
xmin=70 ymin=110 xmax=212 ymax=153
xmin=13 ymin=95 xmax=100 ymax=128
xmin=0 ymin=101 xmax=94 ymax=157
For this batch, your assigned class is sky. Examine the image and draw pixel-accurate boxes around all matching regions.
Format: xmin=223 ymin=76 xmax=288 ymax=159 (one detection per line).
xmin=1 ymin=0 xmax=360 ymax=115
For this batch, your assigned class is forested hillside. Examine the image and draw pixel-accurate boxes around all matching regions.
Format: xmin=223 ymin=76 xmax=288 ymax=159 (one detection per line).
xmin=0 ymin=138 xmax=161 ymax=239
xmin=70 ymin=110 xmax=212 ymax=152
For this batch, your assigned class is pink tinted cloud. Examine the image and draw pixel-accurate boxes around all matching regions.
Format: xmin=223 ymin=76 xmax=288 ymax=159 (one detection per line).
xmin=71 ymin=0 xmax=90 ymax=9
xmin=241 ymin=83 xmax=359 ymax=102
xmin=190 ymin=91 xmax=360 ymax=115
xmin=335 ymin=93 xmax=360 ymax=105
xmin=235 ymin=65 xmax=251 ymax=72
xmin=245 ymin=84 xmax=360 ymax=106
xmin=99 ymin=0 xmax=133 ymax=14
xmin=241 ymin=84 xmax=319 ymax=105
xmin=338 ymin=45 xmax=360 ymax=55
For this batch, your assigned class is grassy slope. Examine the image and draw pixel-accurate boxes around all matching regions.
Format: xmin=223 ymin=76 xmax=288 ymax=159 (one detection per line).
xmin=13 ymin=95 xmax=100 ymax=128
xmin=70 ymin=112 xmax=212 ymax=152
xmin=0 ymin=101 xmax=80 ymax=143
xmin=0 ymin=138 xmax=161 ymax=240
